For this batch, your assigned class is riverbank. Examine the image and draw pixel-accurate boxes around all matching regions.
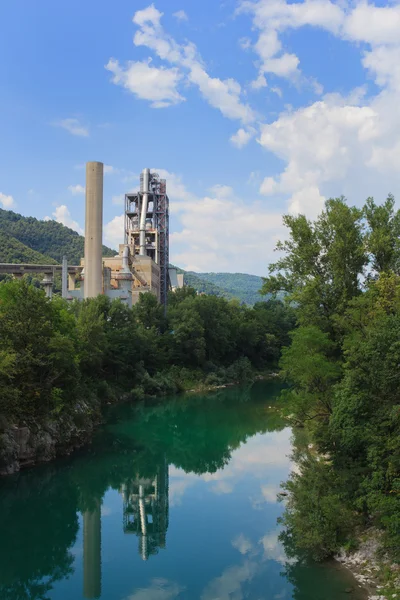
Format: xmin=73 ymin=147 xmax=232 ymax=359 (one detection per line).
xmin=336 ymin=529 xmax=400 ymax=599
xmin=0 ymin=399 xmax=102 ymax=475
xmin=0 ymin=369 xmax=279 ymax=476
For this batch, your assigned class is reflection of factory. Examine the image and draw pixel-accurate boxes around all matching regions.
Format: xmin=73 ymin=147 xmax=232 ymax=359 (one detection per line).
xmin=0 ymin=162 xmax=183 ymax=307
xmin=121 ymin=458 xmax=169 ymax=561
xmin=82 ymin=460 xmax=169 ymax=598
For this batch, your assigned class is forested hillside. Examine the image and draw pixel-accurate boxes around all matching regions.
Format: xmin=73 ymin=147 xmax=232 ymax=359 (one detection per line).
xmin=0 ymin=209 xmax=115 ymax=264
xmin=0 ymin=232 xmax=57 ymax=264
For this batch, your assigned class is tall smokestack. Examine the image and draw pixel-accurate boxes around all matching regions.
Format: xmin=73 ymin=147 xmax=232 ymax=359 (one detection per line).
xmin=85 ymin=162 xmax=103 ymax=298
xmin=139 ymin=168 xmax=150 ymax=256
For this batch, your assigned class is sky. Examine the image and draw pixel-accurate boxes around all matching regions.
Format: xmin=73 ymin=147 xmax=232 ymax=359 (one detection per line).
xmin=1 ymin=0 xmax=400 ymax=275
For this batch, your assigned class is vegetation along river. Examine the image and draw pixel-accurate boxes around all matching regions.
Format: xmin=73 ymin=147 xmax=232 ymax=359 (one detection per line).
xmin=0 ymin=381 xmax=366 ymax=600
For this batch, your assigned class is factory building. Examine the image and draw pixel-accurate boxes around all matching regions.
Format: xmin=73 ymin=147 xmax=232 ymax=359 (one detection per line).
xmin=70 ymin=162 xmax=172 ymax=307
xmin=0 ymin=161 xmax=183 ymax=306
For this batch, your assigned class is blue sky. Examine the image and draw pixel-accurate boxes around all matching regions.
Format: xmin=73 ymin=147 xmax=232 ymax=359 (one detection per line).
xmin=1 ymin=0 xmax=400 ymax=275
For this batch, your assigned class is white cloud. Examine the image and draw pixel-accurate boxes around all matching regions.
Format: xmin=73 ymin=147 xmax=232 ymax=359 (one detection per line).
xmin=271 ymin=86 xmax=282 ymax=97
xmin=171 ymin=182 xmax=285 ymax=273
xmin=68 ymin=184 xmax=85 ymax=195
xmin=257 ymin=97 xmax=384 ymax=215
xmin=128 ymin=5 xmax=255 ymax=124
xmin=250 ymin=73 xmax=267 ymax=90
xmin=230 ymin=127 xmax=254 ymax=148
xmin=105 ymin=58 xmax=184 ymax=108
xmin=173 ymin=10 xmax=188 ymax=22
xmin=104 ymin=165 xmax=118 ymax=175
xmin=125 ymin=579 xmax=184 ymax=600
xmin=45 ymin=205 xmax=83 ymax=234
xmin=0 ymin=192 xmax=16 ymax=209
xmin=343 ymin=3 xmax=400 ymax=46
xmin=239 ymin=37 xmax=252 ymax=50
xmin=104 ymin=214 xmax=124 ymax=248
xmin=55 ymin=118 xmax=89 ymax=137
xmin=133 ymin=4 xmax=163 ymax=28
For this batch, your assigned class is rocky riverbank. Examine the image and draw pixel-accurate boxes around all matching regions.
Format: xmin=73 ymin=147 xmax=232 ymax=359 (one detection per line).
xmin=336 ymin=529 xmax=400 ymax=599
xmin=0 ymin=401 xmax=101 ymax=475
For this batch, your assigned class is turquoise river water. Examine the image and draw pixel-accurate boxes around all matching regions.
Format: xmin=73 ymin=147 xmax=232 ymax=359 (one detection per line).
xmin=0 ymin=381 xmax=366 ymax=600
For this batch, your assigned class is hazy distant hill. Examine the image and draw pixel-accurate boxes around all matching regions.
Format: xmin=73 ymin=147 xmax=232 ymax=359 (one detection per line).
xmin=172 ymin=266 xmax=265 ymax=305
xmin=0 ymin=209 xmax=266 ymax=304
xmin=190 ymin=272 xmax=264 ymax=305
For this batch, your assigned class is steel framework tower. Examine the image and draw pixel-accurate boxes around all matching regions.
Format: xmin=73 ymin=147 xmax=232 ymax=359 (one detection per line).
xmin=125 ymin=170 xmax=169 ymax=307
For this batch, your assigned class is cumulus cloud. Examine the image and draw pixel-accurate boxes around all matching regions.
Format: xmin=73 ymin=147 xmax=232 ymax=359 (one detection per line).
xmin=45 ymin=205 xmax=83 ymax=234
xmin=107 ymin=4 xmax=255 ymax=124
xmin=68 ymin=184 xmax=85 ymax=195
xmin=230 ymin=127 xmax=255 ymax=148
xmin=171 ymin=184 xmax=284 ymax=273
xmin=104 ymin=214 xmax=124 ymax=249
xmin=0 ymin=192 xmax=16 ymax=209
xmin=105 ymin=58 xmax=184 ymax=108
xmin=54 ymin=118 xmax=89 ymax=137
xmin=230 ymin=0 xmax=400 ymax=215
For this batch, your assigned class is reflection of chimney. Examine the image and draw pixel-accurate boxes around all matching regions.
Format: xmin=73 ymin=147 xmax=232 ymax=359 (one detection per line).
xmin=84 ymin=162 xmax=103 ymax=298
xmin=83 ymin=500 xmax=102 ymax=599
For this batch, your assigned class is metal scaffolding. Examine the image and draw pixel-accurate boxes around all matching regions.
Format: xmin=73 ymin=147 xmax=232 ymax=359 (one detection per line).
xmin=124 ymin=170 xmax=169 ymax=307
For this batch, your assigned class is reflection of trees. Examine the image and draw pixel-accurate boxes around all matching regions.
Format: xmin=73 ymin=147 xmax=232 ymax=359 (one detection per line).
xmin=0 ymin=382 xmax=285 ymax=599
xmin=0 ymin=466 xmax=79 ymax=600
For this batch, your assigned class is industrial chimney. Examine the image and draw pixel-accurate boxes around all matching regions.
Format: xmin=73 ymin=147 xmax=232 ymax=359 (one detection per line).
xmin=84 ymin=162 xmax=103 ymax=298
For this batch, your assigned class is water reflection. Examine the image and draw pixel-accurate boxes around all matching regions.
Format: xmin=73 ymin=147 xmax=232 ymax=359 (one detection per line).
xmin=121 ymin=456 xmax=169 ymax=561
xmin=0 ymin=382 xmax=366 ymax=600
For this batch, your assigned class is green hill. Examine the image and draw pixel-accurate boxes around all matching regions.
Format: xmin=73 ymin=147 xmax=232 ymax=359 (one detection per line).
xmin=0 ymin=209 xmax=115 ymax=265
xmin=0 ymin=208 xmax=266 ymax=304
xmin=0 ymin=232 xmax=57 ymax=264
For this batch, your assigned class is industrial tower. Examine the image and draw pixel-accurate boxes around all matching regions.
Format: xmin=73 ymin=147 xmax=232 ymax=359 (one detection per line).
xmin=124 ymin=169 xmax=170 ymax=307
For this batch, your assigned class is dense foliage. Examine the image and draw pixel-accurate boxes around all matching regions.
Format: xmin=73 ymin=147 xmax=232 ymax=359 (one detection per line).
xmin=0 ymin=280 xmax=294 ymax=426
xmin=262 ymin=196 xmax=400 ymax=561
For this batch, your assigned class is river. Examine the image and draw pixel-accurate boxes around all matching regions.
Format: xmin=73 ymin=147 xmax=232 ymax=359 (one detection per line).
xmin=0 ymin=381 xmax=366 ymax=600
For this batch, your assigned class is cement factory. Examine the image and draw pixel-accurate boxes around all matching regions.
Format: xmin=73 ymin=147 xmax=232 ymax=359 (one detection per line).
xmin=0 ymin=161 xmax=184 ymax=306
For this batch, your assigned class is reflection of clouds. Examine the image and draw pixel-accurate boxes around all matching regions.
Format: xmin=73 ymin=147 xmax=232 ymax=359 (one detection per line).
xmin=201 ymin=560 xmax=258 ymax=600
xmin=260 ymin=482 xmax=281 ymax=503
xmin=259 ymin=529 xmax=287 ymax=566
xmin=169 ymin=429 xmax=292 ymax=505
xmin=125 ymin=578 xmax=184 ymax=600
xmin=231 ymin=528 xmax=289 ymax=567
xmin=210 ymin=480 xmax=234 ymax=495
xmin=101 ymin=505 xmax=113 ymax=517
xmin=168 ymin=478 xmax=195 ymax=507
xmin=232 ymin=534 xmax=254 ymax=555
